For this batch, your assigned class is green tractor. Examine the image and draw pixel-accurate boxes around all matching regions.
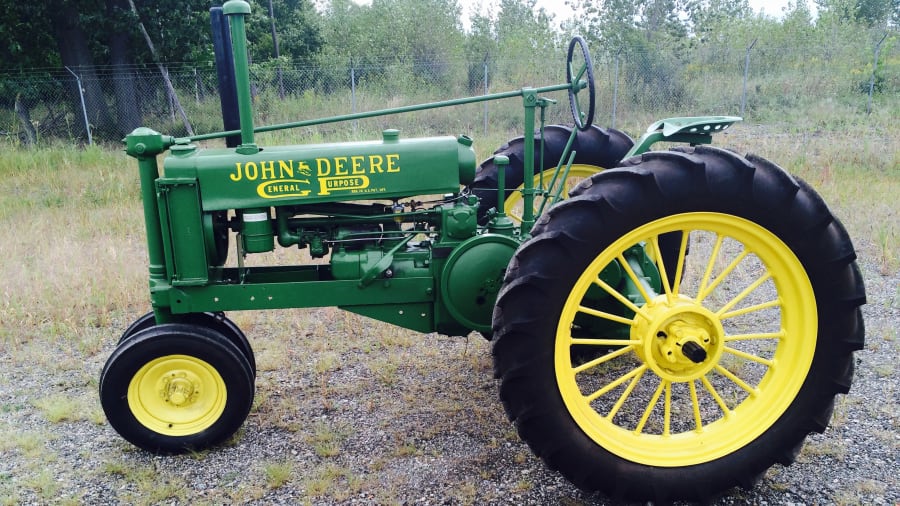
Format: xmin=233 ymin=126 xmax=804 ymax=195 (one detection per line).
xmin=100 ymin=1 xmax=865 ymax=502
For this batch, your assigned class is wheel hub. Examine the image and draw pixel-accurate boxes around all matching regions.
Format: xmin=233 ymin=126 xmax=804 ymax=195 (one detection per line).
xmin=162 ymin=373 xmax=198 ymax=407
xmin=633 ymin=295 xmax=724 ymax=382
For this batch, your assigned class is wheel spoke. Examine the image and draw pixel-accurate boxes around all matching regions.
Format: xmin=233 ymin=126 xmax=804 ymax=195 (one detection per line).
xmin=697 ymin=234 xmax=725 ymax=300
xmin=715 ymin=365 xmax=759 ymax=397
xmin=573 ymin=345 xmax=636 ymax=375
xmin=723 ymin=346 xmax=775 ymax=367
xmin=719 ymin=299 xmax=780 ymax=319
xmin=606 ymin=366 xmax=647 ymax=420
xmin=663 ymin=380 xmax=672 ymax=437
xmin=724 ymin=331 xmax=785 ymax=342
xmin=698 ymin=249 xmax=750 ymax=302
xmin=717 ymin=271 xmax=773 ymax=315
xmin=585 ymin=364 xmax=647 ymax=402
xmin=616 ymin=253 xmax=653 ymax=304
xmin=572 ymin=62 xmax=587 ymax=84
xmin=672 ymin=231 xmax=690 ymax=296
xmin=649 ymin=235 xmax=674 ymax=300
xmin=688 ymin=380 xmax=703 ymax=432
xmin=634 ymin=379 xmax=667 ymax=434
xmin=577 ymin=304 xmax=637 ymax=326
xmin=591 ymin=278 xmax=650 ymax=320
xmin=700 ymin=375 xmax=732 ymax=419
xmin=571 ymin=338 xmax=641 ymax=347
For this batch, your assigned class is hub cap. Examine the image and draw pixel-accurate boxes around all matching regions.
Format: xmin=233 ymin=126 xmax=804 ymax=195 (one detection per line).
xmin=634 ymin=296 xmax=724 ymax=382
xmin=128 ymin=355 xmax=227 ymax=436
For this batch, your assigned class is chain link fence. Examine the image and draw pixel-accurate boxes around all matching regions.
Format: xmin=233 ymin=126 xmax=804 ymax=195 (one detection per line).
xmin=1 ymin=35 xmax=897 ymax=147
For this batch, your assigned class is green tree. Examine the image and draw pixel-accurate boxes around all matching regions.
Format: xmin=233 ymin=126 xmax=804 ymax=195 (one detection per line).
xmin=574 ymin=0 xmax=697 ymax=109
xmin=245 ymin=0 xmax=323 ymax=63
xmin=465 ymin=12 xmax=497 ymax=92
xmin=106 ymin=0 xmax=141 ymax=135
xmin=127 ymin=0 xmax=214 ymax=63
xmin=318 ymin=0 xmax=465 ymax=90
xmin=0 ymin=3 xmax=60 ymax=144
xmin=496 ymin=0 xmax=561 ymax=83
xmin=688 ymin=0 xmax=753 ymax=41
xmin=575 ymin=0 xmax=642 ymax=51
xmin=781 ymin=0 xmax=816 ymax=37
xmin=575 ymin=0 xmax=698 ymax=51
xmin=47 ymin=0 xmax=117 ymax=137
xmin=816 ymin=0 xmax=896 ymax=26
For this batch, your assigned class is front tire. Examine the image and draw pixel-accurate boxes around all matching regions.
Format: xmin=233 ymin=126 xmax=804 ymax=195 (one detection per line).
xmin=491 ymin=146 xmax=865 ymax=502
xmin=119 ymin=311 xmax=256 ymax=377
xmin=100 ymin=324 xmax=255 ymax=453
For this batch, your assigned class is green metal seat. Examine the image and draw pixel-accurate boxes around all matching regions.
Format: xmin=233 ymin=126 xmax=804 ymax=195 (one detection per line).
xmin=626 ymin=115 xmax=743 ymax=157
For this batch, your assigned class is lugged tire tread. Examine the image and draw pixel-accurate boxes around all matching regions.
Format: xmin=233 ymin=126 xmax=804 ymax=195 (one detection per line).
xmin=471 ymin=124 xmax=633 ymax=222
xmin=491 ymin=147 xmax=865 ymax=502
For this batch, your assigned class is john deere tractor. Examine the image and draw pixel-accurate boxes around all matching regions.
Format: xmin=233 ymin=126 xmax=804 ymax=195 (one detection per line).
xmin=99 ymin=1 xmax=865 ymax=501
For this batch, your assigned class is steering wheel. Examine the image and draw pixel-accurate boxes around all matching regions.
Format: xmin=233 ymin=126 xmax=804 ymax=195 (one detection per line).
xmin=566 ymin=36 xmax=595 ymax=131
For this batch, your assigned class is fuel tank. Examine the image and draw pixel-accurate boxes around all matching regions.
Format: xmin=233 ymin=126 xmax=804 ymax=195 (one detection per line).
xmin=163 ymin=130 xmax=476 ymax=211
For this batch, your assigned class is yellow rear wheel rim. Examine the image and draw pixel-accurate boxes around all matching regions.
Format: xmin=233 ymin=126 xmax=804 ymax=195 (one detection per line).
xmin=128 ymin=355 xmax=228 ymax=437
xmin=504 ymin=165 xmax=600 ymax=223
xmin=555 ymin=212 xmax=817 ymax=467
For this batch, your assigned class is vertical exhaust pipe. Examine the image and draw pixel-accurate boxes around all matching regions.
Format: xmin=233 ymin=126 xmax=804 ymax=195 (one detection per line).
xmin=223 ymin=0 xmax=258 ymax=154
xmin=210 ymin=6 xmax=241 ymax=148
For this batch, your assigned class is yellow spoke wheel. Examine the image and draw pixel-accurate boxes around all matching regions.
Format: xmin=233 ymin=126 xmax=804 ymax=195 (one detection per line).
xmin=504 ymin=165 xmax=600 ymax=224
xmin=100 ymin=323 xmax=255 ymax=453
xmin=471 ymin=124 xmax=633 ymax=225
xmin=491 ymin=146 xmax=865 ymax=502
xmin=555 ymin=212 xmax=816 ymax=467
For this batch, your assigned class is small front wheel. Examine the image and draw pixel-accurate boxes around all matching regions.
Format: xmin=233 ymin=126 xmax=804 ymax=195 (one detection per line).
xmin=100 ymin=324 xmax=255 ymax=453
xmin=118 ymin=311 xmax=256 ymax=377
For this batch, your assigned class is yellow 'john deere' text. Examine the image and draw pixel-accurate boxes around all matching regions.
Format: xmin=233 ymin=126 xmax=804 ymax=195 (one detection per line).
xmin=229 ymin=159 xmax=312 ymax=182
xmin=228 ymin=155 xmax=400 ymax=197
xmin=315 ymin=154 xmax=400 ymax=177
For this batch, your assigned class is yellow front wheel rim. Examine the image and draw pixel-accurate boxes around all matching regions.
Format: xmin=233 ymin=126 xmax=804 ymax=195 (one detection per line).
xmin=504 ymin=164 xmax=600 ymax=223
xmin=128 ymin=355 xmax=228 ymax=437
xmin=555 ymin=212 xmax=817 ymax=467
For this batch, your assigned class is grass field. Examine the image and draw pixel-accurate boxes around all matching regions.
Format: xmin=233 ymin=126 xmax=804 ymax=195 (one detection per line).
xmin=0 ymin=100 xmax=897 ymax=504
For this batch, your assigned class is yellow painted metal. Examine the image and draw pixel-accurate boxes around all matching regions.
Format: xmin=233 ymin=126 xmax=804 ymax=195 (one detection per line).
xmin=128 ymin=355 xmax=228 ymax=436
xmin=554 ymin=212 xmax=817 ymax=467
xmin=504 ymin=164 xmax=600 ymax=224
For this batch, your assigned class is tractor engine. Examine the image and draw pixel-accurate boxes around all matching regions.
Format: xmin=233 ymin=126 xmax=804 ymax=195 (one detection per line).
xmin=140 ymin=126 xmax=509 ymax=336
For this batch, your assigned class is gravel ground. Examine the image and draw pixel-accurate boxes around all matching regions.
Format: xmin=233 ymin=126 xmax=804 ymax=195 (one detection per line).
xmin=1 ymin=251 xmax=897 ymax=505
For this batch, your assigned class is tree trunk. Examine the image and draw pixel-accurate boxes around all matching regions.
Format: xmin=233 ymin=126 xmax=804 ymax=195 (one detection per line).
xmin=14 ymin=94 xmax=37 ymax=146
xmin=127 ymin=0 xmax=194 ymax=136
xmin=50 ymin=2 xmax=115 ymax=140
xmin=268 ymin=0 xmax=284 ymax=99
xmin=107 ymin=0 xmax=141 ymax=136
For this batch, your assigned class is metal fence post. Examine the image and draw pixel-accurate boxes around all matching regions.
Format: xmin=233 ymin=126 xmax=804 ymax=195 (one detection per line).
xmin=350 ymin=60 xmax=358 ymax=133
xmin=65 ymin=66 xmax=92 ymax=146
xmin=483 ymin=61 xmax=488 ymax=135
xmin=867 ymin=33 xmax=888 ymax=115
xmin=611 ymin=52 xmax=620 ymax=129
xmin=741 ymin=38 xmax=757 ymax=118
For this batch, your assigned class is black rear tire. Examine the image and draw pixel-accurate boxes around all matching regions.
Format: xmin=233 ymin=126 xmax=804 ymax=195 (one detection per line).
xmin=471 ymin=124 xmax=632 ymax=224
xmin=491 ymin=146 xmax=865 ymax=502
